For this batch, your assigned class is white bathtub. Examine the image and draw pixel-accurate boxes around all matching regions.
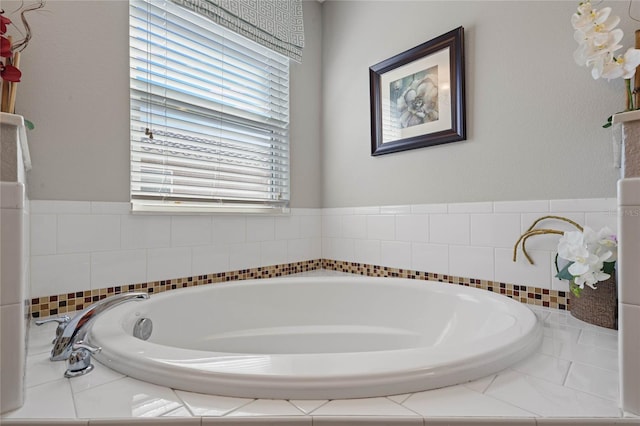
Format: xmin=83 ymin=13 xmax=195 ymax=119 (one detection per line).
xmin=90 ymin=275 xmax=542 ymax=399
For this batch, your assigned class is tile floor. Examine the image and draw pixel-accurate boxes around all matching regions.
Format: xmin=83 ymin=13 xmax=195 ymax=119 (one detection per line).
xmin=2 ymin=272 xmax=639 ymax=426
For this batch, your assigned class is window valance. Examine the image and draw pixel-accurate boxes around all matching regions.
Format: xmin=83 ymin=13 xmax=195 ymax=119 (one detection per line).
xmin=169 ymin=0 xmax=304 ymax=62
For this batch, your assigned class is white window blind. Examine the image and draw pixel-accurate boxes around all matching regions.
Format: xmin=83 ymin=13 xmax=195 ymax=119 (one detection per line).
xmin=129 ymin=0 xmax=290 ymax=213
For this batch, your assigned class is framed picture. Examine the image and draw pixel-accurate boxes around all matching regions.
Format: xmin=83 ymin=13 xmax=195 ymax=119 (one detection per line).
xmin=369 ymin=27 xmax=466 ymax=156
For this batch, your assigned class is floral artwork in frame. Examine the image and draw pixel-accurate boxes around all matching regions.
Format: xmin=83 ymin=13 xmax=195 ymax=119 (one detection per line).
xmin=369 ymin=27 xmax=466 ymax=156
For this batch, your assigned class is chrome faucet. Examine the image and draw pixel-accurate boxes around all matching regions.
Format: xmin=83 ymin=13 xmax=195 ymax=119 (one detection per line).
xmin=36 ymin=292 xmax=149 ymax=361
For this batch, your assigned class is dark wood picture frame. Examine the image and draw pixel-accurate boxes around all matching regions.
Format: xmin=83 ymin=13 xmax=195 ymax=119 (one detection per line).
xmin=370 ymin=27 xmax=466 ymax=156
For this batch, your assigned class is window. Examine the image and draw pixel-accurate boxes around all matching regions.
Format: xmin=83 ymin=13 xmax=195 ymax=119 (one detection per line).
xmin=129 ymin=0 xmax=290 ymax=213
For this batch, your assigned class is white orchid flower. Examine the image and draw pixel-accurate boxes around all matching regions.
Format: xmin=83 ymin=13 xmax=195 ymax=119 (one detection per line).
xmin=574 ymin=28 xmax=623 ymax=76
xmin=619 ymin=48 xmax=640 ymax=78
xmin=571 ymin=0 xmax=639 ymax=88
xmin=571 ymin=4 xmax=614 ymax=32
xmin=601 ymin=59 xmax=625 ymax=80
xmin=592 ymin=28 xmax=623 ymax=53
xmin=575 ymin=12 xmax=620 ymax=41
xmin=570 ymin=248 xmax=612 ymax=289
xmin=582 ymin=226 xmax=598 ymax=244
xmin=580 ymin=226 xmax=613 ymax=261
xmin=555 ymin=219 xmax=617 ymax=295
xmin=557 ymin=230 xmax=588 ymax=261
xmin=596 ymin=226 xmax=618 ymax=261
xmin=571 ymin=2 xmax=595 ymax=30
xmin=574 ymin=40 xmax=608 ymax=67
xmin=557 ymin=225 xmax=616 ymax=290
xmin=600 ymin=48 xmax=640 ymax=80
xmin=573 ymin=42 xmax=590 ymax=66
xmin=566 ymin=245 xmax=610 ymax=276
xmin=567 ymin=252 xmax=598 ymax=276
xmin=575 ymin=269 xmax=611 ymax=289
xmin=585 ymin=29 xmax=624 ymax=73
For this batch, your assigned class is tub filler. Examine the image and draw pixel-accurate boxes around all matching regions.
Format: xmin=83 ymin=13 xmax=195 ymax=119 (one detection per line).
xmin=90 ymin=275 xmax=542 ymax=400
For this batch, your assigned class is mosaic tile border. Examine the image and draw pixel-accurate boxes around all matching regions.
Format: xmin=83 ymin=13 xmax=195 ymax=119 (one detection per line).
xmin=321 ymin=259 xmax=570 ymax=310
xmin=30 ymin=258 xmax=569 ymax=318
xmin=29 ymin=260 xmax=322 ymax=318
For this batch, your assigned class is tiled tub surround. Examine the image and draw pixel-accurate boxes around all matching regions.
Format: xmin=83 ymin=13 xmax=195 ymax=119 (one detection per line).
xmin=28 ymin=198 xmax=615 ymax=312
xmin=15 ymin=197 xmax=632 ymax=423
xmin=2 ymin=271 xmax=638 ymax=425
xmin=1 ymin=113 xmax=31 ymax=414
xmin=322 ymin=260 xmax=571 ymax=308
xmin=618 ymin=177 xmax=640 ymax=415
xmin=321 ymin=198 xmax=619 ymax=294
xmin=30 ymin=259 xmax=572 ymax=319
xmin=0 ymin=183 xmax=29 ymax=413
xmin=28 ymin=201 xmax=323 ymax=301
xmin=28 ymin=260 xmax=322 ymax=318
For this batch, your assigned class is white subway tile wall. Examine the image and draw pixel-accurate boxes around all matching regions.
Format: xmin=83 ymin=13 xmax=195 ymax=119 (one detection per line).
xmin=30 ymin=253 xmax=91 ymax=296
xmin=29 ymin=198 xmax=617 ymax=303
xmin=429 ymin=214 xmax=470 ymax=245
xmin=321 ymin=198 xmax=618 ymax=292
xmin=29 ymin=202 xmax=322 ymax=298
xmin=494 ymin=248 xmax=550 ymax=291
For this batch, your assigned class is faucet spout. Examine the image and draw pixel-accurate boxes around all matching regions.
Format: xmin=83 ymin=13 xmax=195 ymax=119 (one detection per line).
xmin=50 ymin=292 xmax=149 ymax=361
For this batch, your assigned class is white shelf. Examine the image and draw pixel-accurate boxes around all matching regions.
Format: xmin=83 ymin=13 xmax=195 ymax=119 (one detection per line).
xmin=612 ymin=109 xmax=640 ymax=124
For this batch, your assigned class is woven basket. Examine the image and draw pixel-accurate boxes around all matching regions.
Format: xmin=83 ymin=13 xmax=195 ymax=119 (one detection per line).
xmin=569 ymin=273 xmax=618 ymax=330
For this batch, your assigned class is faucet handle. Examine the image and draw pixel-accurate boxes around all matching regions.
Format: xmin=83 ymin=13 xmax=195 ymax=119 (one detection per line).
xmin=35 ymin=316 xmax=71 ymax=344
xmin=72 ymin=341 xmax=102 ymax=354
xmin=64 ymin=341 xmax=101 ymax=378
xmin=35 ymin=315 xmax=71 ymax=326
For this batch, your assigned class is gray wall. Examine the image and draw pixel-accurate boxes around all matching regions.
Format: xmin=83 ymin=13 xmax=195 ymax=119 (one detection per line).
xmin=8 ymin=0 xmax=631 ymax=208
xmin=321 ymin=1 xmax=628 ymax=207
xmin=291 ymin=0 xmax=323 ymax=208
xmin=9 ymin=0 xmax=323 ymax=208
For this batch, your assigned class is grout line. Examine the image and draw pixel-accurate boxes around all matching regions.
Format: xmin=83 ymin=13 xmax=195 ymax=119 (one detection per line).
xmin=484 ymin=389 xmax=542 ymax=418
xmin=171 ymin=387 xmax=189 ymax=413
xmin=561 ymin=361 xmax=573 ymax=387
xmin=71 ymin=374 xmax=126 ymax=396
xmin=480 ymin=374 xmax=498 ymax=394
xmin=70 ymin=379 xmax=81 ymax=420
xmin=303 ymin=399 xmax=331 ymax=415
xmin=387 ymin=394 xmax=423 ymax=417
xmin=221 ymin=398 xmax=259 ymax=417
xmin=164 ymin=388 xmax=189 ymax=417
xmin=386 ymin=393 xmax=413 ymax=405
xmin=562 ymin=363 xmax=621 ymax=403
xmin=163 ymin=405 xmax=192 ymax=418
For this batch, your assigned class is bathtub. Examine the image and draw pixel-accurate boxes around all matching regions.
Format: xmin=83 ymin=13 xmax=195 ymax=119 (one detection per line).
xmin=90 ymin=275 xmax=542 ymax=400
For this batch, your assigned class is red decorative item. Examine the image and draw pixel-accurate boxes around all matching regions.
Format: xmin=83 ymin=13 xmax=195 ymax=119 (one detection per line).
xmin=0 ymin=36 xmax=11 ymax=57
xmin=1 ymin=63 xmax=21 ymax=82
xmin=0 ymin=15 xmax=10 ymax=34
xmin=0 ymin=2 xmax=44 ymax=112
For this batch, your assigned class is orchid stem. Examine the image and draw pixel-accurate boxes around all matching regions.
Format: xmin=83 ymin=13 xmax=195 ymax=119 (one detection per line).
xmin=627 ymin=78 xmax=634 ymax=111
